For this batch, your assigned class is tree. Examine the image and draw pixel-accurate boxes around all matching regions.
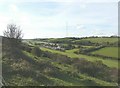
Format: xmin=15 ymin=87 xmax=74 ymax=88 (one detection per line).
xmin=3 ymin=24 xmax=23 ymax=40
xmin=3 ymin=24 xmax=23 ymax=47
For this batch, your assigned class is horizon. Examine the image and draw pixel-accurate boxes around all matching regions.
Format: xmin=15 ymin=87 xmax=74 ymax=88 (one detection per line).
xmin=0 ymin=0 xmax=119 ymax=39
xmin=1 ymin=35 xmax=119 ymax=40
xmin=26 ymin=35 xmax=119 ymax=39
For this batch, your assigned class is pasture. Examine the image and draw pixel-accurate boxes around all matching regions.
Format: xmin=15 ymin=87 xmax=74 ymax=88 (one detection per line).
xmin=75 ymin=37 xmax=118 ymax=44
xmin=41 ymin=47 xmax=118 ymax=68
xmin=91 ymin=47 xmax=119 ymax=58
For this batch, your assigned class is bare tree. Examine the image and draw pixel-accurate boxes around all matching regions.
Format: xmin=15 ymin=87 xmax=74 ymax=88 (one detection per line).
xmin=3 ymin=24 xmax=23 ymax=40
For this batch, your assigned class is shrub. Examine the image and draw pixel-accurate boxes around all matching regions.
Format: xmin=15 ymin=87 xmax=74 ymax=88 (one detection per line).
xmin=20 ymin=43 xmax=32 ymax=53
xmin=31 ymin=47 xmax=42 ymax=57
xmin=73 ymin=59 xmax=118 ymax=82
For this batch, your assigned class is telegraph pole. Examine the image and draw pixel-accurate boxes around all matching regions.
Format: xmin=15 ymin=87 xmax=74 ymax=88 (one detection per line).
xmin=66 ymin=22 xmax=68 ymax=37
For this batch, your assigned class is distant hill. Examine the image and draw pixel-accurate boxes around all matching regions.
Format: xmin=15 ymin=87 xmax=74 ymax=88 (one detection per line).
xmin=31 ymin=37 xmax=119 ymax=47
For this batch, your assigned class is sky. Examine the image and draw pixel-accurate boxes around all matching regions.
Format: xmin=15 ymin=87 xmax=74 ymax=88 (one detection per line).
xmin=0 ymin=0 xmax=119 ymax=39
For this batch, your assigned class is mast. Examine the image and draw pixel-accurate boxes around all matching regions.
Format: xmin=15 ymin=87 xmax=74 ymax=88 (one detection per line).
xmin=66 ymin=22 xmax=68 ymax=37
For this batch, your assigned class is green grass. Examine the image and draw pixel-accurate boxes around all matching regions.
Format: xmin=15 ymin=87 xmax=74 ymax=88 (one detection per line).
xmin=3 ymin=37 xmax=119 ymax=86
xmin=75 ymin=38 xmax=118 ymax=44
xmin=81 ymin=45 xmax=95 ymax=48
xmin=91 ymin=47 xmax=119 ymax=58
xmin=51 ymin=62 xmax=117 ymax=86
xmin=41 ymin=47 xmax=118 ymax=68
xmin=50 ymin=63 xmax=115 ymax=86
xmin=22 ymin=50 xmax=115 ymax=86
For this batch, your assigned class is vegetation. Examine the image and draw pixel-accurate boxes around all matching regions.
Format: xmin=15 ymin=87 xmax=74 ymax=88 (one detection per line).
xmin=3 ymin=24 xmax=23 ymax=40
xmin=91 ymin=47 xmax=119 ymax=58
xmin=43 ymin=37 xmax=119 ymax=47
xmin=41 ymin=47 xmax=118 ymax=68
xmin=31 ymin=46 xmax=43 ymax=57
xmin=2 ymin=35 xmax=119 ymax=87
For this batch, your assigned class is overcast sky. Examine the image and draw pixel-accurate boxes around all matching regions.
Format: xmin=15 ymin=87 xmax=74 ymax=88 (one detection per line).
xmin=0 ymin=0 xmax=119 ymax=39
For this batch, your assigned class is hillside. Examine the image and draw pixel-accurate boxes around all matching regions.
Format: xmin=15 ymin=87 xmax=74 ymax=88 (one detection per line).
xmin=1 ymin=37 xmax=119 ymax=87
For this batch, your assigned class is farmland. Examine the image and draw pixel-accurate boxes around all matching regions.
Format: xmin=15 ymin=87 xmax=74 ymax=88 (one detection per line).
xmin=91 ymin=47 xmax=119 ymax=58
xmin=41 ymin=47 xmax=118 ymax=68
xmin=74 ymin=37 xmax=118 ymax=44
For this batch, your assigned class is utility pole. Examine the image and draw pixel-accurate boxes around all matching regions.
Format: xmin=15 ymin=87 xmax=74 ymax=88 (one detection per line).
xmin=66 ymin=22 xmax=68 ymax=37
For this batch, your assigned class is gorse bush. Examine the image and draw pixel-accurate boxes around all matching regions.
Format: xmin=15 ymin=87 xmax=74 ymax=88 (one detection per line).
xmin=31 ymin=46 xmax=42 ymax=57
xmin=37 ymin=50 xmax=118 ymax=83
xmin=73 ymin=59 xmax=118 ymax=82
xmin=21 ymin=43 xmax=32 ymax=53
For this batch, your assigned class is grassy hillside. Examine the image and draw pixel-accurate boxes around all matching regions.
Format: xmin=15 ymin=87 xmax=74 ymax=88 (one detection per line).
xmin=2 ymin=37 xmax=119 ymax=87
xmin=41 ymin=48 xmax=118 ymax=68
xmin=38 ymin=37 xmax=119 ymax=46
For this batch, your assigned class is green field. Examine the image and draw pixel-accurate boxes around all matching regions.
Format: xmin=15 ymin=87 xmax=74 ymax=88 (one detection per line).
xmin=81 ymin=45 xmax=94 ymax=48
xmin=75 ymin=37 xmax=118 ymax=44
xmin=91 ymin=47 xmax=119 ymax=58
xmin=41 ymin=47 xmax=118 ymax=68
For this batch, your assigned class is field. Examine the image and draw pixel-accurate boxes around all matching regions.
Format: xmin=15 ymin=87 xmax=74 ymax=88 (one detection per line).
xmin=2 ymin=36 xmax=119 ymax=86
xmin=41 ymin=47 xmax=118 ymax=68
xmin=75 ymin=37 xmax=118 ymax=44
xmin=91 ymin=47 xmax=119 ymax=58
